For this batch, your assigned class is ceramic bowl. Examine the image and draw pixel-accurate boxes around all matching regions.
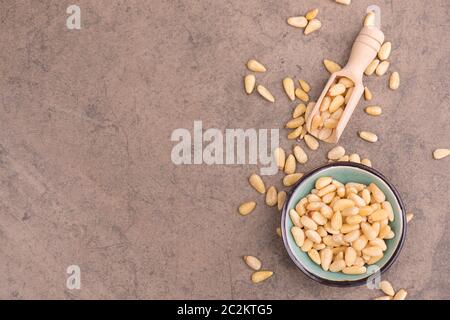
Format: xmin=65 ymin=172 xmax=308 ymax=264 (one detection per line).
xmin=281 ymin=162 xmax=407 ymax=287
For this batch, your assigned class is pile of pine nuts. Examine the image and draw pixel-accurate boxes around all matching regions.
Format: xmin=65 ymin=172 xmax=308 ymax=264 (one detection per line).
xmin=289 ymin=176 xmax=395 ymax=274
xmin=310 ymin=77 xmax=354 ymax=141
xmin=237 ymin=9 xmax=416 ymax=296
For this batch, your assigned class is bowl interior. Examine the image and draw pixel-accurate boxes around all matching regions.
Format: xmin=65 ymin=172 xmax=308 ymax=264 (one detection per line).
xmin=282 ymin=164 xmax=405 ymax=283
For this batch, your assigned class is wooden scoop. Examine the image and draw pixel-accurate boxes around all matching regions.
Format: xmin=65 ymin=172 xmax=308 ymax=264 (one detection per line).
xmin=306 ymin=25 xmax=384 ymax=143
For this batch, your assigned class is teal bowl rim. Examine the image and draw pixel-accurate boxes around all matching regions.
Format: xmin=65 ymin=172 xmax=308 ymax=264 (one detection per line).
xmin=280 ymin=162 xmax=407 ymax=287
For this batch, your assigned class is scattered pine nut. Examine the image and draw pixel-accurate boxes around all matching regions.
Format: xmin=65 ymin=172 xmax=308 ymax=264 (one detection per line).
xmin=365 ymin=105 xmax=382 ymax=116
xmin=278 ymin=191 xmax=287 ymax=210
xmin=376 ymin=61 xmax=390 ymax=76
xmin=276 ymin=227 xmax=282 ymax=237
xmin=273 ymin=147 xmax=286 ymax=170
xmin=244 ymin=75 xmax=256 ymax=94
xmin=247 ymin=59 xmax=266 ymax=72
xmin=406 ymin=213 xmax=414 ymax=223
xmin=287 ymin=16 xmax=308 ymax=28
xmin=335 ymin=0 xmax=351 ymax=5
xmin=238 ymin=201 xmax=256 ymax=215
xmin=378 ymin=42 xmax=392 ymax=61
xmin=304 ymin=19 xmax=321 ymax=35
xmin=287 ymin=126 xmax=303 ymax=139
xmin=380 ymin=280 xmax=395 ymax=296
xmin=283 ymin=173 xmax=303 ymax=187
xmin=349 ymin=153 xmax=361 ymax=163
xmin=244 ymin=255 xmax=262 ymax=271
xmin=433 ymin=149 xmax=450 ymax=159
xmin=249 ymin=174 xmax=266 ymax=194
xmin=293 ymin=145 xmax=308 ymax=164
xmin=304 ymin=134 xmax=319 ymax=150
xmin=361 ymin=158 xmax=372 ymax=167
xmin=365 ymin=59 xmax=380 ymax=76
xmin=251 ymin=270 xmax=273 ymax=283
xmin=374 ymin=296 xmax=392 ymax=300
xmin=256 ymin=85 xmax=275 ymax=102
xmin=266 ymin=186 xmax=278 ymax=207
xmin=284 ymin=154 xmax=296 ymax=174
xmin=286 ymin=116 xmax=305 ymax=129
xmin=364 ymin=87 xmax=373 ymax=100
xmin=359 ymin=131 xmax=378 ymax=143
xmin=327 ymin=146 xmax=346 ymax=160
xmin=324 ymin=59 xmax=342 ymax=73
xmin=299 ymin=79 xmax=311 ymax=93
xmin=295 ymin=88 xmax=309 ymax=102
xmin=393 ymin=289 xmax=408 ymax=300
xmin=305 ymin=8 xmax=319 ymax=21
xmin=389 ymin=72 xmax=400 ymax=90
xmin=293 ymin=103 xmax=307 ymax=118
xmin=283 ymin=77 xmax=296 ymax=101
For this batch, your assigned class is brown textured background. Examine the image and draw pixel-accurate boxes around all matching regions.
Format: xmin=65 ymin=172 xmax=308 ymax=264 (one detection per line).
xmin=0 ymin=0 xmax=449 ymax=299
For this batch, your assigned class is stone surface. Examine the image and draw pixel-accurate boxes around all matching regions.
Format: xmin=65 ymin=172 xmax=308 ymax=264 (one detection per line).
xmin=0 ymin=0 xmax=449 ymax=299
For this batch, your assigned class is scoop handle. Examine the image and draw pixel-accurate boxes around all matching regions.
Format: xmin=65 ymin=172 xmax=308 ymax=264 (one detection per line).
xmin=343 ymin=26 xmax=385 ymax=81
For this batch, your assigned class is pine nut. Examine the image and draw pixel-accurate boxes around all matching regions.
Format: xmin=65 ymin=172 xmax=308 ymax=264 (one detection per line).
xmin=283 ymin=77 xmax=296 ymax=101
xmin=251 ymin=271 xmax=273 ymax=283
xmin=291 ymin=226 xmax=305 ymax=247
xmin=374 ymin=296 xmax=392 ymax=300
xmin=273 ymin=147 xmax=285 ymax=170
xmin=244 ymin=75 xmax=256 ymax=94
xmin=327 ymin=146 xmax=346 ymax=160
xmin=361 ymin=158 xmax=372 ymax=167
xmin=365 ymin=105 xmax=382 ymax=116
xmin=378 ymin=42 xmax=392 ymax=60
xmin=290 ymin=209 xmax=302 ymax=228
xmin=364 ymin=87 xmax=373 ymax=100
xmin=283 ymin=173 xmax=303 ymax=186
xmin=406 ymin=213 xmax=414 ymax=223
xmin=247 ymin=59 xmax=266 ymax=72
xmin=329 ymin=260 xmax=346 ymax=272
xmin=238 ymin=201 xmax=256 ymax=215
xmin=393 ymin=289 xmax=408 ymax=300
xmin=364 ymin=11 xmax=375 ymax=26
xmin=320 ymin=96 xmax=331 ymax=111
xmin=324 ymin=59 xmax=342 ymax=73
xmin=304 ymin=19 xmax=321 ymax=35
xmin=389 ymin=71 xmax=400 ymax=90
xmin=335 ymin=0 xmax=351 ymax=5
xmin=266 ymin=186 xmax=278 ymax=207
xmin=305 ymin=8 xmax=319 ymax=20
xmin=433 ymin=148 xmax=450 ymax=159
xmin=287 ymin=16 xmax=308 ymax=28
xmin=293 ymin=103 xmax=307 ymax=118
xmin=365 ymin=59 xmax=379 ymax=75
xmin=301 ymin=239 xmax=313 ymax=252
xmin=295 ymin=87 xmax=309 ymax=102
xmin=257 ymin=85 xmax=275 ymax=102
xmin=277 ymin=191 xmax=287 ymax=210
xmin=359 ymin=131 xmax=378 ymax=143
xmin=329 ymin=83 xmax=346 ymax=96
xmin=349 ymin=153 xmax=361 ymax=164
xmin=284 ymin=154 xmax=296 ymax=174
xmin=293 ymin=145 xmax=308 ymax=164
xmin=308 ymin=249 xmax=321 ymax=265
xmin=304 ymin=134 xmax=319 ymax=150
xmin=343 ymin=266 xmax=366 ymax=274
xmin=249 ymin=174 xmax=266 ymax=193
xmin=244 ymin=255 xmax=262 ymax=271
xmin=320 ymin=248 xmax=333 ymax=271
xmin=299 ymin=79 xmax=311 ymax=92
xmin=287 ymin=126 xmax=303 ymax=140
xmin=375 ymin=60 xmax=390 ymax=76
